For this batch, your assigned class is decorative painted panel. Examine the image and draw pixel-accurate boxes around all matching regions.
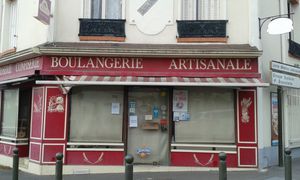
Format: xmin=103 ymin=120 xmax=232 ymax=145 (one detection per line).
xmin=66 ymin=150 xmax=124 ymax=165
xmin=43 ymin=87 xmax=67 ymax=140
xmin=30 ymin=87 xmax=45 ymax=139
xmin=29 ymin=142 xmax=41 ymax=163
xmin=0 ymin=143 xmax=28 ymax=157
xmin=42 ymin=144 xmax=65 ymax=164
xmin=238 ymin=147 xmax=257 ymax=167
xmin=171 ymin=152 xmax=238 ymax=167
xmin=237 ymin=90 xmax=257 ymax=143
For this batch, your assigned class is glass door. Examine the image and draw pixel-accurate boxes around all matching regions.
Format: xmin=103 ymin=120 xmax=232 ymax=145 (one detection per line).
xmin=127 ymin=87 xmax=169 ymax=165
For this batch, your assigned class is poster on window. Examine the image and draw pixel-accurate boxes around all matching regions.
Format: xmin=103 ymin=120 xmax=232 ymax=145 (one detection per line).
xmin=271 ymin=92 xmax=278 ymax=146
xmin=173 ymin=90 xmax=188 ymax=112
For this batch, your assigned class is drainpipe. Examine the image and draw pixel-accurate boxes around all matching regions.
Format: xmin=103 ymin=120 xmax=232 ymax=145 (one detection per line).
xmin=278 ymin=0 xmax=289 ymax=167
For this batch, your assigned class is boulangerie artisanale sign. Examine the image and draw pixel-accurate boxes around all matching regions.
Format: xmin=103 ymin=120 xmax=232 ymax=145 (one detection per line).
xmin=41 ymin=56 xmax=259 ymax=77
xmin=0 ymin=56 xmax=259 ymax=81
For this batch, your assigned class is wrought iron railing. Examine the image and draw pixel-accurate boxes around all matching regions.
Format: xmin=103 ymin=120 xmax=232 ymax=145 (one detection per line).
xmin=177 ymin=20 xmax=228 ymax=38
xmin=79 ymin=19 xmax=126 ymax=37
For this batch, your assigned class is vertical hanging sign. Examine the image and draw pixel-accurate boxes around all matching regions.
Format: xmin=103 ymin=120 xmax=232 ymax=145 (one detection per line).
xmin=34 ymin=0 xmax=51 ymax=25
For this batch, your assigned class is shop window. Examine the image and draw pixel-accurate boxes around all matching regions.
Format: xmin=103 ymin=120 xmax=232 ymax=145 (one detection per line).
xmin=69 ymin=86 xmax=123 ymax=143
xmin=177 ymin=0 xmax=227 ymax=42
xmin=0 ymin=88 xmax=31 ymax=139
xmin=79 ymin=0 xmax=125 ymax=41
xmin=173 ymin=87 xmax=235 ymax=144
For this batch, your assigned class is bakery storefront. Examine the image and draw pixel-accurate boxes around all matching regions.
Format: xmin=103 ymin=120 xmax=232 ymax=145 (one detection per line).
xmin=0 ymin=44 xmax=268 ymax=173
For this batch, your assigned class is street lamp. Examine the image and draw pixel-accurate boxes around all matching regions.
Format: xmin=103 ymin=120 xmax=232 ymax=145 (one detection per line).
xmin=258 ymin=14 xmax=294 ymax=39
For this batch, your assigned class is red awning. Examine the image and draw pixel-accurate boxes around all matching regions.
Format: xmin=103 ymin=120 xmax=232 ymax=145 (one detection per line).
xmin=36 ymin=75 xmax=269 ymax=88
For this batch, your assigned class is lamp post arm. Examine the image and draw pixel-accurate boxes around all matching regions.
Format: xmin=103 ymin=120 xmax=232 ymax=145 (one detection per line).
xmin=258 ymin=13 xmax=294 ymax=39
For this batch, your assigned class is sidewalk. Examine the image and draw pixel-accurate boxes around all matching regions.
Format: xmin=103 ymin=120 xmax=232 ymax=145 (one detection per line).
xmin=0 ymin=158 xmax=299 ymax=180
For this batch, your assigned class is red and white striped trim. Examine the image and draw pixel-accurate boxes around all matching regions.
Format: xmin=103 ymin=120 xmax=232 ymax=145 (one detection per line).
xmin=36 ymin=75 xmax=269 ymax=87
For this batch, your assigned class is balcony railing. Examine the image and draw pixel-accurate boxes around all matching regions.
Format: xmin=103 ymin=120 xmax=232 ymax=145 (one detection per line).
xmin=177 ymin=20 xmax=228 ymax=38
xmin=289 ymin=40 xmax=300 ymax=59
xmin=79 ymin=19 xmax=126 ymax=37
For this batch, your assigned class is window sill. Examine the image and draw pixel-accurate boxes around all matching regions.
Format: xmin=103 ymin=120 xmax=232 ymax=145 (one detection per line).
xmin=177 ymin=37 xmax=228 ymax=43
xmin=79 ymin=36 xmax=125 ymax=42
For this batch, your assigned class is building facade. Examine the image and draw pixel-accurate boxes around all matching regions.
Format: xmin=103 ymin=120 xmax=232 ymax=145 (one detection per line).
xmin=258 ymin=0 xmax=300 ymax=168
xmin=0 ymin=0 xmax=276 ymax=175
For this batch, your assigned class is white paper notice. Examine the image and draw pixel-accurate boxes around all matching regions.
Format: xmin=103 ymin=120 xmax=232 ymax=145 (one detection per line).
xmin=111 ymin=103 xmax=120 ymax=115
xmin=129 ymin=115 xmax=138 ymax=127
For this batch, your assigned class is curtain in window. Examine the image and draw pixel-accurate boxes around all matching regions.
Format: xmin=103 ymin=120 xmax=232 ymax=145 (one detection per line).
xmin=91 ymin=0 xmax=102 ymax=18
xmin=69 ymin=86 xmax=123 ymax=142
xmin=174 ymin=87 xmax=235 ymax=143
xmin=182 ymin=0 xmax=195 ymax=20
xmin=182 ymin=0 xmax=221 ymax=20
xmin=1 ymin=89 xmax=19 ymax=137
xmin=105 ymin=0 xmax=122 ymax=19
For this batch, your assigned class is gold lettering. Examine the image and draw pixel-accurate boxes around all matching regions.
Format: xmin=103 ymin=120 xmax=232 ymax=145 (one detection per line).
xmin=168 ymin=59 xmax=178 ymax=69
xmin=51 ymin=57 xmax=59 ymax=67
xmin=226 ymin=60 xmax=235 ymax=70
xmin=136 ymin=58 xmax=144 ymax=69
xmin=207 ymin=60 xmax=216 ymax=69
xmin=179 ymin=59 xmax=187 ymax=69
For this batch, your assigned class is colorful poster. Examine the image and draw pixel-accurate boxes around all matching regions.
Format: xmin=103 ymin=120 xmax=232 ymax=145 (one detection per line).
xmin=173 ymin=90 xmax=188 ymax=112
xmin=271 ymin=92 xmax=278 ymax=146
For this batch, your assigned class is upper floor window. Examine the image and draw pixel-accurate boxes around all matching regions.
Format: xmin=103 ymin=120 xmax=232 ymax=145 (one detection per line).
xmin=181 ymin=0 xmax=226 ymax=20
xmin=84 ymin=0 xmax=123 ymax=19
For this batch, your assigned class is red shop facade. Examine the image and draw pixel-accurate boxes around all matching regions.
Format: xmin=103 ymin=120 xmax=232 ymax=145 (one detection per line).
xmin=0 ymin=44 xmax=268 ymax=174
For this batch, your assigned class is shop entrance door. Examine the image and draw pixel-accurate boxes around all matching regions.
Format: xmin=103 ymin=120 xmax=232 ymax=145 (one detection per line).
xmin=127 ymin=87 xmax=169 ymax=165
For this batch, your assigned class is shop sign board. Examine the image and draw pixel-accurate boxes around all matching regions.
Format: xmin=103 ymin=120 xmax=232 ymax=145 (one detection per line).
xmin=0 ymin=58 xmax=42 ymax=81
xmin=271 ymin=71 xmax=300 ymax=88
xmin=271 ymin=61 xmax=300 ymax=76
xmin=41 ymin=56 xmax=259 ymax=77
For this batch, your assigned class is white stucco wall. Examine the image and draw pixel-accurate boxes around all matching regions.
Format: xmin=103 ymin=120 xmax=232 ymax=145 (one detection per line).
xmin=15 ymin=0 xmax=50 ymax=51
xmin=54 ymin=0 xmax=252 ymax=44
xmin=53 ymin=0 xmax=81 ymax=42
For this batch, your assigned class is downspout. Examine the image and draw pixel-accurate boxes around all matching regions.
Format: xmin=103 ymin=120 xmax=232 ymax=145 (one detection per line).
xmin=278 ymin=0 xmax=289 ymax=167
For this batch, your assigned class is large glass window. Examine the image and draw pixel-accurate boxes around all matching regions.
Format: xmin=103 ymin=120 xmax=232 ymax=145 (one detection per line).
xmin=0 ymin=88 xmax=31 ymax=138
xmin=69 ymin=86 xmax=123 ymax=143
xmin=1 ymin=89 xmax=18 ymax=137
xmin=181 ymin=0 xmax=226 ymax=20
xmin=89 ymin=0 xmax=122 ymax=19
xmin=174 ymin=87 xmax=235 ymax=144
